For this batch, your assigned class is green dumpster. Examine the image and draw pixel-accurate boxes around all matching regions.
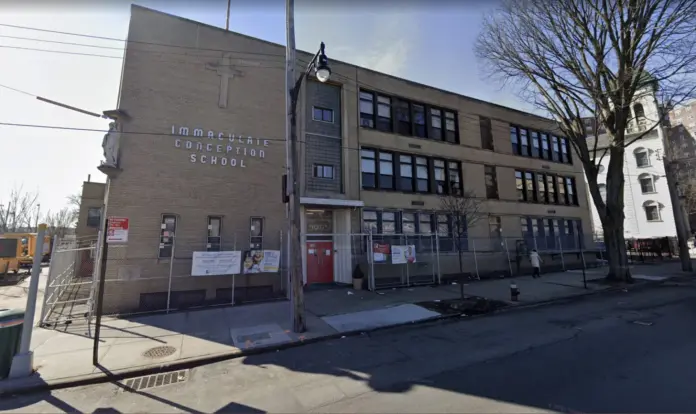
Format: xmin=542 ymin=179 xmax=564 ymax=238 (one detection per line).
xmin=0 ymin=309 xmax=25 ymax=379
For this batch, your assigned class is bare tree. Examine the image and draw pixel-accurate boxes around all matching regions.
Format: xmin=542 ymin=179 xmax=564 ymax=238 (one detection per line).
xmin=439 ymin=188 xmax=484 ymax=297
xmin=0 ymin=186 xmax=39 ymax=233
xmin=476 ymin=0 xmax=696 ymax=281
xmin=43 ymin=207 xmax=75 ymax=239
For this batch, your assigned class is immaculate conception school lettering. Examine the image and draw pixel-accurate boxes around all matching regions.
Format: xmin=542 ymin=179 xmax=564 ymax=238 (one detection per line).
xmin=171 ymin=125 xmax=270 ymax=168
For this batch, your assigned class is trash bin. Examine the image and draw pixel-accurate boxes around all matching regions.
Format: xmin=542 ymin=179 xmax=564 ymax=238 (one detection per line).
xmin=0 ymin=309 xmax=25 ymax=379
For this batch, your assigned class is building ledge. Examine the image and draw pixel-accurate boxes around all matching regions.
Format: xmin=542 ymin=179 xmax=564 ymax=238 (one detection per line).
xmin=97 ymin=163 xmax=122 ymax=179
xmin=300 ymin=197 xmax=364 ymax=207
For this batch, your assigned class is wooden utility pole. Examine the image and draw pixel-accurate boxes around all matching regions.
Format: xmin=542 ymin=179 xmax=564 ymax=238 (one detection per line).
xmin=285 ymin=0 xmax=306 ymax=333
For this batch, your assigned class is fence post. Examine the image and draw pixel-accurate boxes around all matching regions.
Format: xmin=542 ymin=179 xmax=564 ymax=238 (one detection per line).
xmin=39 ymin=235 xmax=61 ymax=327
xmin=404 ymin=234 xmax=410 ymax=287
xmin=435 ymin=232 xmax=441 ymax=284
xmin=558 ymin=235 xmax=566 ymax=271
xmin=166 ymin=235 xmax=176 ymax=313
xmin=504 ymin=238 xmax=513 ymax=278
xmin=472 ymin=238 xmax=480 ymax=280
xmin=231 ymin=233 xmax=237 ymax=305
xmin=368 ymin=232 xmax=375 ymax=291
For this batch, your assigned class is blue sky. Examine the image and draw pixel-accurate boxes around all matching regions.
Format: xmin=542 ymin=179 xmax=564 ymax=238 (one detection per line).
xmin=0 ymin=0 xmax=531 ymax=216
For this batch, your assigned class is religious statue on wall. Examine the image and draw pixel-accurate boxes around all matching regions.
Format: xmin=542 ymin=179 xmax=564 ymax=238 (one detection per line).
xmin=101 ymin=121 xmax=121 ymax=168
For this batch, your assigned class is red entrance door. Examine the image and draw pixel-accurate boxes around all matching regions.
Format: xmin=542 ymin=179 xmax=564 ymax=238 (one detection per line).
xmin=306 ymin=241 xmax=334 ymax=284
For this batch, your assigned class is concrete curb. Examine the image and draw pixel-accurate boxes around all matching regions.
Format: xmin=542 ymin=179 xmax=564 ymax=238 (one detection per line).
xmin=0 ymin=276 xmax=676 ymax=397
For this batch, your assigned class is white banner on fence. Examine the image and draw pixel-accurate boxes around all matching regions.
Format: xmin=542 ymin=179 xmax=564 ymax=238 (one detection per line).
xmin=243 ymin=250 xmax=281 ymax=274
xmin=191 ymin=251 xmax=242 ymax=276
xmin=391 ymin=245 xmax=417 ymax=264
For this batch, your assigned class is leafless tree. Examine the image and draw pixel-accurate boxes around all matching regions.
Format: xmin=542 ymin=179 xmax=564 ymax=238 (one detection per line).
xmin=43 ymin=207 xmax=75 ymax=239
xmin=476 ymin=0 xmax=696 ymax=281
xmin=0 ymin=186 xmax=39 ymax=233
xmin=439 ymin=188 xmax=484 ymax=296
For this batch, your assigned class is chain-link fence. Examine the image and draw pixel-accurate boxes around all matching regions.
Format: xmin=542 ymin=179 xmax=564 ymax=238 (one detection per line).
xmin=97 ymin=231 xmax=286 ymax=316
xmin=39 ymin=235 xmax=98 ymax=328
xmin=337 ymin=232 xmax=601 ymax=291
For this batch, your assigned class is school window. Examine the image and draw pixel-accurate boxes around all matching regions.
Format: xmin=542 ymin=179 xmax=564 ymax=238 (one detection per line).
xmin=489 ymin=216 xmax=502 ymax=240
xmin=362 ymin=210 xmax=378 ymax=233
xmin=379 ymin=152 xmax=395 ymax=189
xmin=445 ymin=111 xmax=457 ymax=143
xmin=207 ymin=216 xmax=222 ymax=252
xmin=480 ymin=117 xmax=494 ymax=150
xmin=552 ymin=136 xmax=561 ymax=162
xmin=520 ymin=128 xmax=530 ymax=156
xmin=313 ymin=164 xmax=334 ymax=179
xmin=510 ymin=126 xmax=520 ymax=155
xmin=398 ymin=155 xmax=414 ymax=191
xmin=484 ymin=165 xmax=499 ymax=199
xmin=537 ymin=173 xmax=548 ymax=203
xmin=437 ymin=214 xmax=451 ymax=236
xmin=86 ymin=207 xmax=101 ymax=228
xmin=360 ymin=149 xmax=376 ymax=188
xmin=541 ymin=133 xmax=550 ymax=159
xmin=382 ymin=212 xmax=397 ymax=234
xmin=416 ymin=157 xmax=429 ymax=192
xmin=447 ymin=162 xmax=462 ymax=195
xmin=515 ymin=170 xmax=525 ymax=201
xmin=402 ymin=212 xmax=416 ymax=234
xmin=250 ymin=217 xmax=263 ymax=249
xmin=547 ymin=175 xmax=558 ymax=203
xmin=159 ymin=214 xmax=177 ymax=259
xmin=565 ymin=177 xmax=578 ymax=205
xmin=525 ymin=171 xmax=536 ymax=202
xmin=430 ymin=108 xmax=443 ymax=141
xmin=557 ymin=176 xmax=568 ymax=204
xmin=312 ymin=106 xmax=334 ymax=123
xmin=359 ymin=91 xmax=374 ymax=128
xmin=560 ymin=138 xmax=572 ymax=164
xmin=531 ymin=131 xmax=540 ymax=158
xmin=434 ymin=159 xmax=447 ymax=194
xmin=413 ymin=104 xmax=427 ymax=138
xmin=419 ymin=213 xmax=433 ymax=234
xmin=376 ymin=95 xmax=392 ymax=132
xmin=395 ymin=99 xmax=412 ymax=135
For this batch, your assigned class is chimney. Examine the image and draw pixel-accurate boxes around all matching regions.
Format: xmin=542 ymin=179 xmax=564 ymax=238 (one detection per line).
xmin=87 ymin=174 xmax=91 ymax=182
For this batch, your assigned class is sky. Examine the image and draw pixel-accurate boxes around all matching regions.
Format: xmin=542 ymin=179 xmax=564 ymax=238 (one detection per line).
xmin=0 ymin=0 xmax=533 ymax=217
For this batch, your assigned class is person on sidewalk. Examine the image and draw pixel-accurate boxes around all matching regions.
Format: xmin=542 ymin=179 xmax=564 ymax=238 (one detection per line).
xmin=530 ymin=249 xmax=543 ymax=278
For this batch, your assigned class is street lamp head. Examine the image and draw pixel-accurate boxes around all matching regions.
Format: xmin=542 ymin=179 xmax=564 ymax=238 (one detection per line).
xmin=315 ymin=42 xmax=331 ymax=83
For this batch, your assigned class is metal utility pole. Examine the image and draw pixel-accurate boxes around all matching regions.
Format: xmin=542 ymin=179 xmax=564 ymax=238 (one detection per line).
xmin=225 ymin=0 xmax=231 ymax=31
xmin=657 ymin=97 xmax=693 ymax=272
xmin=35 ymin=203 xmax=40 ymax=232
xmin=9 ymin=223 xmax=47 ymax=378
xmin=285 ymin=0 xmax=331 ymax=333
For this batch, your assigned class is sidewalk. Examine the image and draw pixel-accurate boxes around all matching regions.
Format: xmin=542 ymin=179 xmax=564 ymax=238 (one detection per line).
xmin=0 ymin=263 xmax=683 ymax=395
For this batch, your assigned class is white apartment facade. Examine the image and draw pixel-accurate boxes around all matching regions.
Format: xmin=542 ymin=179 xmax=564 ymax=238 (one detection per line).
xmin=586 ymin=85 xmax=678 ymax=240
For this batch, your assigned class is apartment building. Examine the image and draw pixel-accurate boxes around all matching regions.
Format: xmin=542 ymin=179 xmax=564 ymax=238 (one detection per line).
xmin=95 ymin=5 xmax=594 ymax=314
xmin=74 ymin=177 xmax=106 ymax=240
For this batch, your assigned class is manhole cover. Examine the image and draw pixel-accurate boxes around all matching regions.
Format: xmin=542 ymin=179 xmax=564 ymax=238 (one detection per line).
xmin=142 ymin=345 xmax=177 ymax=359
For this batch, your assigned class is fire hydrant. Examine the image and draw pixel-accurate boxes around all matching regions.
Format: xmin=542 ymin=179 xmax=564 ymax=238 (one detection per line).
xmin=510 ymin=281 xmax=520 ymax=301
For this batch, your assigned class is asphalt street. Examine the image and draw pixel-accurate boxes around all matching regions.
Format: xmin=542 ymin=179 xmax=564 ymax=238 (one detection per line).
xmin=2 ymin=282 xmax=696 ymax=413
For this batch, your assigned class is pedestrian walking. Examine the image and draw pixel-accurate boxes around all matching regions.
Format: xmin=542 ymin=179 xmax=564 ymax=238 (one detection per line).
xmin=530 ymin=249 xmax=543 ymax=278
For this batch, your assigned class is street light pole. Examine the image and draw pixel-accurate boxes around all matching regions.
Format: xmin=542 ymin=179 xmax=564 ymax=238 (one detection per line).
xmin=285 ymin=0 xmax=331 ymax=333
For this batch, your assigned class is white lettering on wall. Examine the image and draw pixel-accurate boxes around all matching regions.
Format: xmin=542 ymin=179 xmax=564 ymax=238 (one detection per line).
xmin=172 ymin=125 xmax=269 ymax=168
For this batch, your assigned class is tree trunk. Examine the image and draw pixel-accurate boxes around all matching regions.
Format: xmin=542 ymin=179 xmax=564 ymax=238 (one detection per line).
xmin=603 ymin=221 xmax=633 ymax=283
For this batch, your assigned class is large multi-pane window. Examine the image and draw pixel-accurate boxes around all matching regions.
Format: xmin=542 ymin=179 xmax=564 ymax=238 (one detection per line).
xmin=358 ymin=89 xmax=459 ymax=143
xmin=515 ymin=170 xmax=578 ymax=206
xmin=520 ymin=216 xmax=583 ymax=250
xmin=361 ymin=148 xmax=461 ymax=196
xmin=510 ymin=125 xmax=572 ymax=165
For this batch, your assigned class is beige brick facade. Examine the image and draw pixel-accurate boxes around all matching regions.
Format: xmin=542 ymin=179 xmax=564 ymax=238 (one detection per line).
xmin=95 ymin=5 xmax=594 ymax=313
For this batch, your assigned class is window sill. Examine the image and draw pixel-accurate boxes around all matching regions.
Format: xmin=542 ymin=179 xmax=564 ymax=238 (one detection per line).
xmin=360 ymin=126 xmax=461 ymax=146
xmin=641 ymin=191 xmax=658 ymax=195
xmin=646 ymin=219 xmax=664 ymax=223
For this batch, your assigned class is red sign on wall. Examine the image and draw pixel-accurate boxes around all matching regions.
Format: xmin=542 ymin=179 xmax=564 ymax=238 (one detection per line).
xmin=107 ymin=217 xmax=129 ymax=244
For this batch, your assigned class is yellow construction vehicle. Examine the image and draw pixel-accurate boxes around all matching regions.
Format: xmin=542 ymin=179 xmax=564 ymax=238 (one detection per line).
xmin=0 ymin=237 xmax=21 ymax=276
xmin=1 ymin=233 xmax=43 ymax=269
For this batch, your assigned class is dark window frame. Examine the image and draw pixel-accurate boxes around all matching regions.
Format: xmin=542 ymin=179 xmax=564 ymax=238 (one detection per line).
xmin=159 ymin=214 xmax=177 ymax=259
xmin=86 ymin=207 xmax=101 ymax=228
xmin=312 ymin=106 xmax=334 ymax=123
xmin=313 ymin=164 xmax=335 ymax=179
xmin=480 ymin=117 xmax=494 ymax=150
xmin=360 ymin=148 xmax=376 ymax=189
xmin=206 ymin=215 xmax=222 ymax=252
xmin=484 ymin=165 xmax=499 ymax=199
xmin=250 ymin=216 xmax=264 ymax=249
